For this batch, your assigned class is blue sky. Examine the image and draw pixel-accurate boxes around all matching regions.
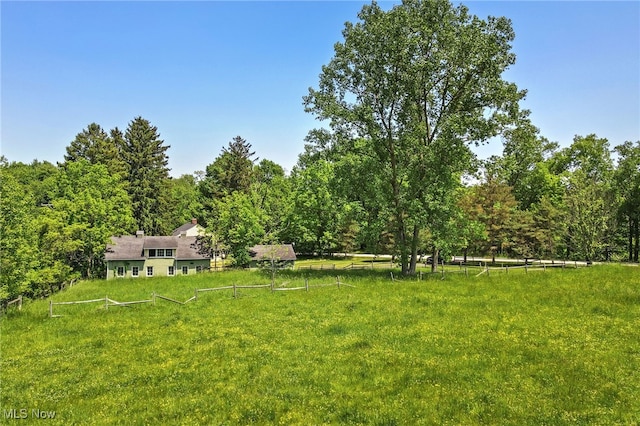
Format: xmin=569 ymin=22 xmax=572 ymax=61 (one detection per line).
xmin=2 ymin=1 xmax=638 ymax=177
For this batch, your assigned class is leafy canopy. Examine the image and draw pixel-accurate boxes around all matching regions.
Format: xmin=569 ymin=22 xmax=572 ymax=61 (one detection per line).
xmin=304 ymin=0 xmax=525 ymax=274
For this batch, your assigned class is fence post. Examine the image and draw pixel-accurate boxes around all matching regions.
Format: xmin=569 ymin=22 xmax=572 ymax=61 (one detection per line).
xmin=49 ymin=300 xmax=53 ymax=318
xmin=336 ymin=276 xmax=341 ymax=289
xmin=233 ymin=283 xmax=237 ymax=299
xmin=105 ymin=296 xmax=109 ymax=310
xmin=390 ymin=272 xmax=394 ymax=282
xmin=195 ymin=289 xmax=198 ymax=301
xmin=305 ymin=278 xmax=309 ymax=292
xmin=18 ymin=295 xmax=22 ymax=311
xmin=152 ymin=292 xmax=156 ymax=306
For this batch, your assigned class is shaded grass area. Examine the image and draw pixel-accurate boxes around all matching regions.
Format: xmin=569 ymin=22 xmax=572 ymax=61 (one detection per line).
xmin=1 ymin=266 xmax=639 ymax=424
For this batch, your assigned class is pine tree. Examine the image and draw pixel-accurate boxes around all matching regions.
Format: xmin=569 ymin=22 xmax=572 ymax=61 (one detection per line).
xmin=201 ymin=136 xmax=257 ymax=200
xmin=121 ymin=117 xmax=171 ymax=235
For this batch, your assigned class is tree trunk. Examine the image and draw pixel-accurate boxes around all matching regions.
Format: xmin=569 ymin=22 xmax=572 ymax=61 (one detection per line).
xmin=629 ymin=217 xmax=634 ymax=262
xmin=633 ymin=218 xmax=640 ymax=262
xmin=431 ymin=246 xmax=439 ymax=273
xmin=409 ymin=224 xmax=419 ymax=275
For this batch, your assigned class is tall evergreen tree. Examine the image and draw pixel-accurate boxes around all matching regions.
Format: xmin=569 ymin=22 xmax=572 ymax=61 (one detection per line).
xmin=199 ymin=136 xmax=258 ymax=228
xmin=201 ymin=136 xmax=257 ymax=201
xmin=121 ymin=117 xmax=171 ymax=235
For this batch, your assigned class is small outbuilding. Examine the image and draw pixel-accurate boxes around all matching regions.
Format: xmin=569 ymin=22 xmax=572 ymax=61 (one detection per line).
xmin=248 ymin=244 xmax=297 ymax=269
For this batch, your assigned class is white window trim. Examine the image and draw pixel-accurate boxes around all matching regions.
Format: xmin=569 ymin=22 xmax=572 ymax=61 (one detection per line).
xmin=182 ymin=266 xmax=188 ymax=275
xmin=168 ymin=266 xmax=175 ymax=276
xmin=146 ymin=266 xmax=154 ymax=277
xmin=116 ymin=266 xmax=125 ymax=277
xmin=147 ymin=248 xmax=175 ymax=258
xmin=132 ymin=266 xmax=139 ymax=277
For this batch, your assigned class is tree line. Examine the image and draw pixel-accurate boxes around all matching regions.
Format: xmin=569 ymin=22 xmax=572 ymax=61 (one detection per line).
xmin=2 ymin=0 xmax=639 ymax=303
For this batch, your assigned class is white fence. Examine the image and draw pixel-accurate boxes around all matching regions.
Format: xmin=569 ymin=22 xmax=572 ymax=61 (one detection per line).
xmin=48 ymin=277 xmax=352 ymax=318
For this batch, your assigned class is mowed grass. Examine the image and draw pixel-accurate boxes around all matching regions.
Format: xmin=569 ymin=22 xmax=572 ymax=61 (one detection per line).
xmin=1 ymin=265 xmax=639 ymax=424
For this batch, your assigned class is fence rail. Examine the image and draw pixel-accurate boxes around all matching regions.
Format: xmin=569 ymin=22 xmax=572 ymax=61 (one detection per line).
xmin=5 ymin=295 xmax=23 ymax=311
xmin=49 ymin=277 xmax=350 ymax=318
xmin=45 ymin=259 xmax=588 ymax=318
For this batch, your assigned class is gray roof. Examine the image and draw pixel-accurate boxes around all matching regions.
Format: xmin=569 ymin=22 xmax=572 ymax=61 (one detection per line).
xmin=249 ymin=244 xmax=297 ymax=262
xmin=172 ymin=222 xmax=198 ymax=236
xmin=144 ymin=236 xmax=178 ymax=249
xmin=105 ymin=236 xmax=209 ymax=261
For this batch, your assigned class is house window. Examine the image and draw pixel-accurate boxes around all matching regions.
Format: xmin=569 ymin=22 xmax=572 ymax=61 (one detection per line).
xmin=116 ymin=266 xmax=125 ymax=277
xmin=132 ymin=266 xmax=139 ymax=277
xmin=148 ymin=248 xmax=173 ymax=258
xmin=146 ymin=266 xmax=154 ymax=277
xmin=196 ymin=265 xmax=203 ymax=273
xmin=168 ymin=266 xmax=175 ymax=276
xmin=182 ymin=266 xmax=188 ymax=275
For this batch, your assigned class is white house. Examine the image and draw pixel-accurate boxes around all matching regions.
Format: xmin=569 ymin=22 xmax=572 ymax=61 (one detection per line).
xmin=171 ymin=218 xmax=205 ymax=237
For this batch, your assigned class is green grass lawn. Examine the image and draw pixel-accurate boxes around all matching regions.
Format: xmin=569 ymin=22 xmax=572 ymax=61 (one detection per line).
xmin=1 ymin=265 xmax=639 ymax=424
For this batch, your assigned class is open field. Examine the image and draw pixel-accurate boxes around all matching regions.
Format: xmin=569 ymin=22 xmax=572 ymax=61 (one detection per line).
xmin=1 ymin=265 xmax=639 ymax=424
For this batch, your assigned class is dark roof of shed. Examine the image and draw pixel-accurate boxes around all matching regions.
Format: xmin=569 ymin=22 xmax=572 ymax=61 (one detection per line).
xmin=249 ymin=244 xmax=297 ymax=261
xmin=105 ymin=236 xmax=209 ymax=261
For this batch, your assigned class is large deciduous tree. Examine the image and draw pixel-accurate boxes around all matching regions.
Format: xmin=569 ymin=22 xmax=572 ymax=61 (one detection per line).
xmin=552 ymin=135 xmax=616 ymax=262
xmin=64 ymin=123 xmax=126 ymax=176
xmin=217 ymin=192 xmax=265 ymax=267
xmin=39 ymin=161 xmax=135 ymax=280
xmin=287 ymin=159 xmax=341 ymax=255
xmin=614 ymin=141 xmax=640 ymax=262
xmin=304 ymin=0 xmax=525 ymax=274
xmin=0 ymin=167 xmax=38 ymax=302
xmin=166 ymin=174 xmax=204 ymax=231
xmin=495 ymin=118 xmax=561 ymax=209
xmin=252 ymin=159 xmax=293 ymax=242
xmin=121 ymin=117 xmax=171 ymax=235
